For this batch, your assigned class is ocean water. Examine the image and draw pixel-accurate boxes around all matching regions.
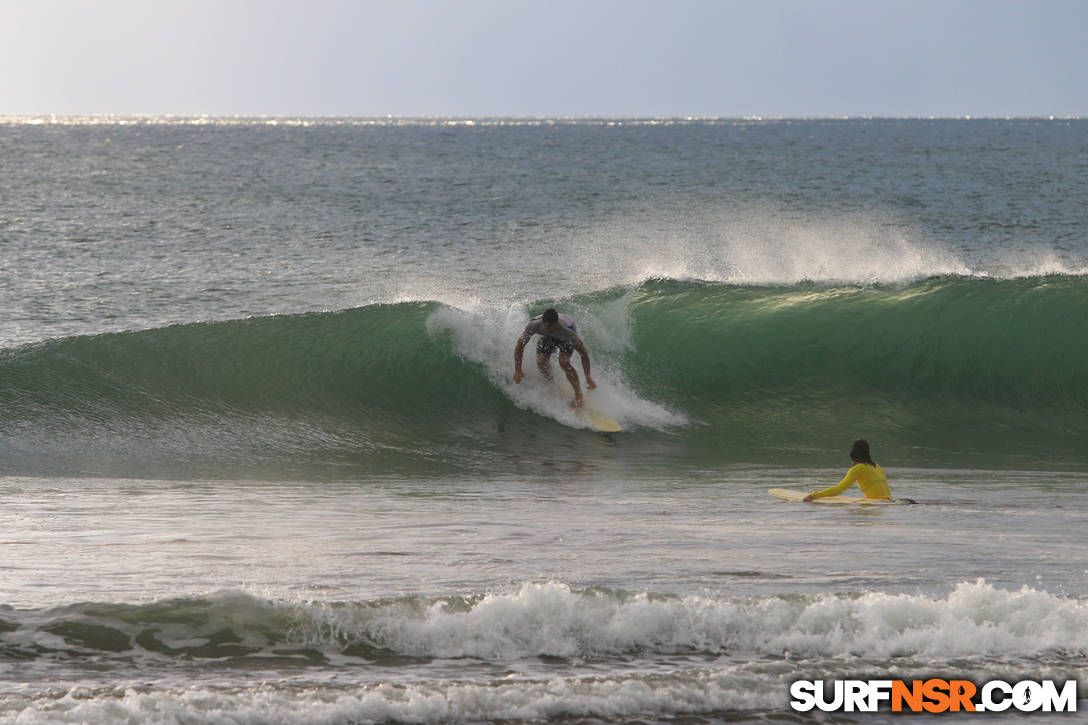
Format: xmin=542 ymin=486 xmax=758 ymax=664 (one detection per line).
xmin=1 ymin=116 xmax=1087 ymax=723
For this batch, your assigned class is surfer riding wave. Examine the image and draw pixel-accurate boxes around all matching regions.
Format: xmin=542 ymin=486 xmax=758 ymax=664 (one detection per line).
xmin=513 ymin=308 xmax=596 ymax=407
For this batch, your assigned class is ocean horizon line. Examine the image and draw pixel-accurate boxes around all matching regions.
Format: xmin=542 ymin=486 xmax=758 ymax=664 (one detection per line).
xmin=2 ymin=113 xmax=1084 ymax=127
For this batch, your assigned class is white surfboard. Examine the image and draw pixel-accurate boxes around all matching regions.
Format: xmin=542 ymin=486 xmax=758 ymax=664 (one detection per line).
xmin=768 ymin=488 xmax=910 ymax=505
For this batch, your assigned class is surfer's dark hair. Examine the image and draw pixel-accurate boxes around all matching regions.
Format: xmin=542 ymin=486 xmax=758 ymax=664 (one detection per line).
xmin=542 ymin=308 xmax=559 ymax=323
xmin=850 ymin=439 xmax=876 ymax=466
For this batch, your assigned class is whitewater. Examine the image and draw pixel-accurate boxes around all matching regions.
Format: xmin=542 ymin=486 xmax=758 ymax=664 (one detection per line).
xmin=1 ymin=117 xmax=1087 ymax=723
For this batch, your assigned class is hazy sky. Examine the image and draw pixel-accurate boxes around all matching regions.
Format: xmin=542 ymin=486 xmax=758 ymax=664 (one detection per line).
xmin=4 ymin=0 xmax=1085 ymax=117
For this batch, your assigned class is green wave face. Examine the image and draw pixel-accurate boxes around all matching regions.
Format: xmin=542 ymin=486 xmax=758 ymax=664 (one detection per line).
xmin=620 ymin=276 xmax=1088 ymax=466
xmin=2 ymin=275 xmax=1086 ymax=477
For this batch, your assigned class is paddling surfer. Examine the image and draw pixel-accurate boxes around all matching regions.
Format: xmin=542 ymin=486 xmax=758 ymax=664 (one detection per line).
xmin=803 ymin=439 xmax=893 ymax=502
xmin=513 ymin=308 xmax=596 ymax=407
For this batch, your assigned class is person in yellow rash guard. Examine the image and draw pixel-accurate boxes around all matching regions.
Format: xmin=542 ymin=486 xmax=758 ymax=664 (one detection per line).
xmin=803 ymin=439 xmax=892 ymax=501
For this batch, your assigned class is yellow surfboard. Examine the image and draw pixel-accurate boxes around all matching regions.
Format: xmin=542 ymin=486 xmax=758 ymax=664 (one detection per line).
xmin=768 ymin=488 xmax=910 ymax=505
xmin=552 ymin=381 xmax=622 ymax=432
xmin=576 ymin=406 xmax=622 ymax=433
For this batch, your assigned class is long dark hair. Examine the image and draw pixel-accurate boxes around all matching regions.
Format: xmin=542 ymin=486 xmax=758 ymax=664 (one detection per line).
xmin=850 ymin=439 xmax=876 ymax=466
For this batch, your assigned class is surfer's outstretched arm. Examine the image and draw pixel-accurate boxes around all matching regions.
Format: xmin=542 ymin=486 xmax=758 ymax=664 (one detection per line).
xmin=574 ymin=341 xmax=596 ymax=390
xmin=803 ymin=460 xmax=890 ymax=501
xmin=803 ymin=468 xmax=859 ymax=501
xmin=513 ymin=335 xmax=528 ymax=383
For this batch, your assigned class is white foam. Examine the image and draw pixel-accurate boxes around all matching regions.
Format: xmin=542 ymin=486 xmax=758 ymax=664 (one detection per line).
xmin=304 ymin=580 xmax=1088 ymax=661
xmin=426 ymin=304 xmax=686 ymax=431
xmin=0 ymin=671 xmax=780 ymax=725
xmin=6 ymin=581 xmax=1087 ymax=724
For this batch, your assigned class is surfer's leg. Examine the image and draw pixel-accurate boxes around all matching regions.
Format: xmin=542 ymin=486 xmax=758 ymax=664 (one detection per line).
xmin=536 ymin=352 xmax=553 ymax=380
xmin=558 ymin=350 xmax=583 ymax=405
